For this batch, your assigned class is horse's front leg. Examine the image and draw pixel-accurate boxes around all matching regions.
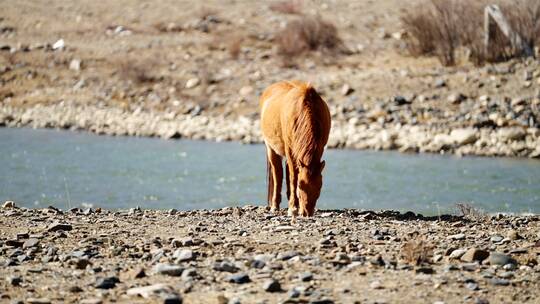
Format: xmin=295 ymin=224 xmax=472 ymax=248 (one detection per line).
xmin=267 ymin=147 xmax=283 ymax=212
xmin=286 ymin=156 xmax=298 ymax=217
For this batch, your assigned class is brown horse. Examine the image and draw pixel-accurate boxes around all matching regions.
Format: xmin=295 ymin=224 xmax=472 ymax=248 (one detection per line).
xmin=259 ymin=80 xmax=331 ymax=217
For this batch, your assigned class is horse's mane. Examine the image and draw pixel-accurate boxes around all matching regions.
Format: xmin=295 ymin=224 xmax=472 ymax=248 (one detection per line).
xmin=290 ymin=82 xmax=325 ymax=170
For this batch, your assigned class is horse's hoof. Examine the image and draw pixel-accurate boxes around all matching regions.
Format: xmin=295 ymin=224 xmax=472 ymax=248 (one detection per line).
xmin=270 ymin=206 xmax=279 ymax=214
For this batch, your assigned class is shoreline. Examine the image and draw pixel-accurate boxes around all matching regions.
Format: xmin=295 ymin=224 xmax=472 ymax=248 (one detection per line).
xmin=1 ymin=103 xmax=540 ymax=159
xmin=1 ymin=203 xmax=539 ymax=303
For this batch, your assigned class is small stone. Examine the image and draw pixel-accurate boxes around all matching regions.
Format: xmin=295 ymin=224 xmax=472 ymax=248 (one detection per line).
xmin=163 ymin=295 xmax=183 ymax=304
xmin=393 ymin=95 xmax=411 ymax=106
xmin=487 ymin=253 xmax=516 ymax=266
xmin=69 ymin=59 xmax=81 ymax=71
xmin=490 ymin=235 xmax=504 ymax=243
xmin=181 ymin=268 xmax=198 ymax=281
xmin=447 ymin=93 xmax=466 ymax=104
xmin=465 ymin=279 xmax=479 ymax=290
xmin=173 ymin=249 xmax=195 ymax=262
xmin=154 ymin=264 xmax=185 ymax=276
xmin=2 ymin=201 xmax=15 ymax=208
xmin=130 ymin=268 xmax=146 ymax=279
xmin=449 ymin=249 xmax=467 ymax=259
xmin=415 ymin=267 xmax=434 ymax=274
xmin=79 ymin=299 xmax=103 ymax=304
xmin=27 ymin=299 xmax=51 ymax=304
xmin=52 ymin=39 xmax=65 ymax=50
xmin=299 ymin=272 xmax=313 ymax=282
xmin=68 ymin=286 xmax=83 ymax=293
xmin=461 ymin=248 xmax=489 ymax=263
xmin=127 ymin=284 xmax=176 ymax=298
xmin=239 ymin=86 xmax=254 ymax=96
xmin=22 ymin=238 xmax=39 ymax=249
xmin=213 ymin=261 xmax=239 ymax=273
xmin=226 ymin=273 xmax=250 ymax=284
xmin=7 ymin=276 xmax=22 ymax=286
xmin=434 ymin=79 xmax=446 ymax=88
xmin=341 ymin=84 xmax=354 ymax=96
xmin=488 ymin=278 xmax=510 ymax=286
xmin=47 ymin=223 xmax=72 ymax=232
xmin=447 ymin=233 xmax=465 ymax=240
xmin=185 ymin=78 xmax=200 ymax=89
xmin=507 ymin=230 xmax=520 ymax=240
xmin=95 ymin=276 xmax=119 ymax=289
xmin=262 ymin=279 xmax=281 ymax=292
xmin=277 ymin=251 xmax=299 ymax=260
xmin=370 ymin=280 xmax=383 ymax=289
xmin=74 ymin=258 xmax=91 ymax=270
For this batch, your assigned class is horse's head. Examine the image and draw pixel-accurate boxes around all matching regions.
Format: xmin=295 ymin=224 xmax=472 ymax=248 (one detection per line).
xmin=297 ymin=160 xmax=325 ymax=216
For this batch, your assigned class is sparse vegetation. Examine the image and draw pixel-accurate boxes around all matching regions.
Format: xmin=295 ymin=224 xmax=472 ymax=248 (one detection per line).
xmin=275 ymin=15 xmax=344 ymax=58
xmin=400 ymin=237 xmax=434 ymax=265
xmin=401 ymin=0 xmax=540 ymax=66
xmin=118 ymin=59 xmax=157 ymax=84
xmin=455 ymin=202 xmax=488 ymax=221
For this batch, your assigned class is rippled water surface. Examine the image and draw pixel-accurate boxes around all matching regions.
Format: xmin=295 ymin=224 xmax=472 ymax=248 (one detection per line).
xmin=1 ymin=128 xmax=539 ymax=214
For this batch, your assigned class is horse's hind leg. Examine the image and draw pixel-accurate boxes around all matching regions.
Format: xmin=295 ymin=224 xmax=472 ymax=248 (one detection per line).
xmin=266 ymin=146 xmax=283 ymax=212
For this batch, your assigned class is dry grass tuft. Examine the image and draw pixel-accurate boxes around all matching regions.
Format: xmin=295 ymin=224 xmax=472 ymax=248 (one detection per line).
xmin=270 ymin=0 xmax=303 ymax=15
xmin=400 ymin=237 xmax=434 ymax=266
xmin=455 ymin=202 xmax=487 ymax=221
xmin=227 ymin=35 xmax=243 ymax=59
xmin=401 ymin=0 xmax=540 ymax=66
xmin=275 ymin=15 xmax=344 ymax=58
xmin=118 ymin=59 xmax=157 ymax=84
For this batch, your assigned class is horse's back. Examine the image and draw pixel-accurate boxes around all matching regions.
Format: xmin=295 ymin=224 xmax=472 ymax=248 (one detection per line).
xmin=260 ymin=80 xmax=329 ymax=157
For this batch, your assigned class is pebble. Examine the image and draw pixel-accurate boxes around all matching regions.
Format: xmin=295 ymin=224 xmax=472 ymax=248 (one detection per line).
xmin=79 ymin=299 xmax=103 ymax=304
xmin=47 ymin=223 xmax=72 ymax=232
xmin=262 ymin=279 xmax=281 ymax=292
xmin=213 ymin=261 xmax=239 ymax=273
xmin=488 ymin=278 xmax=510 ymax=286
xmin=7 ymin=276 xmax=22 ymax=286
xmin=185 ymin=78 xmax=200 ymax=89
xmin=69 ymin=59 xmax=82 ymax=71
xmin=370 ymin=280 xmax=383 ymax=289
xmin=299 ymin=272 xmax=313 ymax=282
xmin=461 ymin=248 xmax=489 ymax=263
xmin=173 ymin=249 xmax=195 ymax=262
xmin=154 ymin=264 xmax=185 ymax=276
xmin=487 ymin=253 xmax=516 ymax=266
xmin=490 ymin=235 xmax=504 ymax=242
xmin=94 ymin=276 xmax=119 ymax=289
xmin=226 ymin=273 xmax=250 ymax=284
xmin=449 ymin=249 xmax=467 ymax=259
xmin=277 ymin=250 xmax=299 ymax=260
xmin=447 ymin=233 xmax=465 ymax=240
xmin=127 ymin=283 xmax=177 ymax=298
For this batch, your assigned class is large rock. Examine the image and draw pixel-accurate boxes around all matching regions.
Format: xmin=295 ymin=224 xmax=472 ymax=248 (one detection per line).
xmin=450 ymin=128 xmax=478 ymax=145
xmin=498 ymin=128 xmax=526 ymax=142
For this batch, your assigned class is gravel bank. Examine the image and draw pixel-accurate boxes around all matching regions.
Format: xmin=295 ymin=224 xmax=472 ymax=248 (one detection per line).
xmin=1 ymin=103 xmax=540 ymax=158
xmin=1 ymin=202 xmax=539 ymax=303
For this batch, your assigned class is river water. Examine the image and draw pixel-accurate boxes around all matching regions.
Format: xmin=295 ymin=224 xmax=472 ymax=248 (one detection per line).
xmin=1 ymin=128 xmax=539 ymax=214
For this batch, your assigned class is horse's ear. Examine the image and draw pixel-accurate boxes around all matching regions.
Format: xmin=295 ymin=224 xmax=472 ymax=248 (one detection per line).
xmin=320 ymin=160 xmax=325 ymax=172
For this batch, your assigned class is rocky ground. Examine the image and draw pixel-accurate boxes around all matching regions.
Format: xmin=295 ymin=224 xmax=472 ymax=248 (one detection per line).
xmin=1 ymin=0 xmax=540 ymax=158
xmin=1 ymin=201 xmax=539 ymax=304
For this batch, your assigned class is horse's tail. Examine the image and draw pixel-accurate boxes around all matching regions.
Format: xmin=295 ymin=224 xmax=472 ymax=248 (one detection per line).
xmin=266 ymin=153 xmax=273 ymax=206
